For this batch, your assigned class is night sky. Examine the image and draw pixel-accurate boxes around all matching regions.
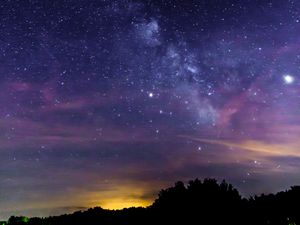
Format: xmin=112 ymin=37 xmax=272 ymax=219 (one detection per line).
xmin=1 ymin=0 xmax=300 ymax=220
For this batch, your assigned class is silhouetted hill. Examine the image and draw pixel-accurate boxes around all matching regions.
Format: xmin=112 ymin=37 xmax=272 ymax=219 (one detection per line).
xmin=5 ymin=178 xmax=300 ymax=225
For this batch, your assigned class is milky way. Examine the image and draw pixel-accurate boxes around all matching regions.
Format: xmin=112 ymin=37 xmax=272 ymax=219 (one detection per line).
xmin=1 ymin=0 xmax=300 ymax=220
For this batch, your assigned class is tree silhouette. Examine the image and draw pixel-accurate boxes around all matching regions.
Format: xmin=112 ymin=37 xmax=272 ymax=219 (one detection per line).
xmin=5 ymin=178 xmax=300 ymax=225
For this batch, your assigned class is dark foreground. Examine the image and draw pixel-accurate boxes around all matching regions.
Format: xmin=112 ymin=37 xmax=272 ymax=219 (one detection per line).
xmin=5 ymin=179 xmax=300 ymax=225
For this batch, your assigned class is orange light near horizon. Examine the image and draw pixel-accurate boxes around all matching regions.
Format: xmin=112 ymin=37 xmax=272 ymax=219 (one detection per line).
xmin=99 ymin=198 xmax=152 ymax=210
xmin=81 ymin=184 xmax=155 ymax=210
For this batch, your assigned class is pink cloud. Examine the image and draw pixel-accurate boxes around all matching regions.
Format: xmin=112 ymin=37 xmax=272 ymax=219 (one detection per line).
xmin=8 ymin=82 xmax=33 ymax=92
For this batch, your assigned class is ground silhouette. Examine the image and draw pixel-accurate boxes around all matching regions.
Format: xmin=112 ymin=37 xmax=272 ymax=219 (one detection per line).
xmin=5 ymin=178 xmax=300 ymax=225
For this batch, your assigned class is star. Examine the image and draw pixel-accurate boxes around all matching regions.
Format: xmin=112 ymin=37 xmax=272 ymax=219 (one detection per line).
xmin=283 ymin=74 xmax=295 ymax=84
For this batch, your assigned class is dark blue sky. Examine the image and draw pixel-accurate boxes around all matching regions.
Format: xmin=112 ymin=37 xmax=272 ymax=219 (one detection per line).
xmin=1 ymin=0 xmax=300 ymax=220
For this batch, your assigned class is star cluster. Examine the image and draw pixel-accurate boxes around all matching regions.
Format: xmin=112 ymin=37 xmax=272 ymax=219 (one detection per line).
xmin=1 ymin=0 xmax=300 ymax=220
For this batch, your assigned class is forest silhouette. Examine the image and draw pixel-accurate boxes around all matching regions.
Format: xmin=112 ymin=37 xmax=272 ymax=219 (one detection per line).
xmin=4 ymin=178 xmax=300 ymax=225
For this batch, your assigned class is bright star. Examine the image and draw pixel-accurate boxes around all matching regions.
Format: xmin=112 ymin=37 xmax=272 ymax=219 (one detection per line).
xmin=149 ymin=92 xmax=154 ymax=98
xmin=283 ymin=74 xmax=295 ymax=84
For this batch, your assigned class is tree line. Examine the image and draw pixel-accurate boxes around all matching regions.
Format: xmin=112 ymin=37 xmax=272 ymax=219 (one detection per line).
xmin=4 ymin=178 xmax=300 ymax=225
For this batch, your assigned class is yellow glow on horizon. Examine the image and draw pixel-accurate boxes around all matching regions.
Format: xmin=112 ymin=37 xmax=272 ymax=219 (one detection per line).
xmin=82 ymin=184 xmax=154 ymax=210
xmin=0 ymin=183 xmax=156 ymax=221
xmin=97 ymin=198 xmax=152 ymax=210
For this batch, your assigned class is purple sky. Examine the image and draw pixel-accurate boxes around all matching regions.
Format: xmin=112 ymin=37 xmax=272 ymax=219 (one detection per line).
xmin=1 ymin=0 xmax=300 ymax=220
